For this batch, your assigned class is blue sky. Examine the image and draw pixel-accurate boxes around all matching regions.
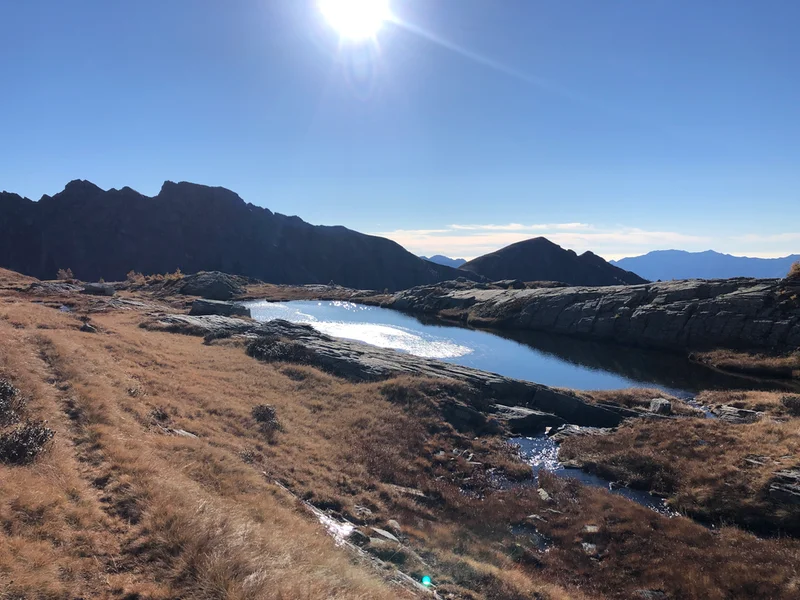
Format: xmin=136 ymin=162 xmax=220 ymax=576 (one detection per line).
xmin=1 ymin=0 xmax=798 ymax=260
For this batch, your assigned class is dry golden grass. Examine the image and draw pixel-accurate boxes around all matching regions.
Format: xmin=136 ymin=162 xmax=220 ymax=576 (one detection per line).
xmin=560 ymin=417 xmax=800 ymax=535
xmin=1 ymin=283 xmax=800 ymax=599
xmin=693 ymin=349 xmax=800 ymax=379
xmin=697 ymin=388 xmax=800 ymax=416
xmin=575 ymin=387 xmax=702 ymax=416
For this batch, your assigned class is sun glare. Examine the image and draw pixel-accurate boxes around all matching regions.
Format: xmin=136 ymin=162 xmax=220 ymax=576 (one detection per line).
xmin=319 ymin=0 xmax=390 ymax=40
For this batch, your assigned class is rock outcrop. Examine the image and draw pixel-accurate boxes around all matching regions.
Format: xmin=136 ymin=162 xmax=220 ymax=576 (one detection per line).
xmin=387 ymin=278 xmax=800 ymax=353
xmin=142 ymin=314 xmax=625 ymax=429
xmin=189 ymin=298 xmax=251 ymax=318
xmin=180 ymin=272 xmax=246 ymax=300
xmin=81 ymin=282 xmax=115 ymax=296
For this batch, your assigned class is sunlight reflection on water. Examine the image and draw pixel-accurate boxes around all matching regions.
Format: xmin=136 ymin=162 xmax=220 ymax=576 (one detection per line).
xmin=247 ymin=300 xmax=472 ymax=359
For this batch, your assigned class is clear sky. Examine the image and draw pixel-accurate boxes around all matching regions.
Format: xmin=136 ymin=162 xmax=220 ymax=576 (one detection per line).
xmin=1 ymin=0 xmax=798 ymax=260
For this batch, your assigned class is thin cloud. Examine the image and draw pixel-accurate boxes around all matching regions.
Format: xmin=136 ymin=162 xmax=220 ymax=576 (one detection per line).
xmin=449 ymin=222 xmax=592 ymax=232
xmin=371 ymin=223 xmax=714 ymax=261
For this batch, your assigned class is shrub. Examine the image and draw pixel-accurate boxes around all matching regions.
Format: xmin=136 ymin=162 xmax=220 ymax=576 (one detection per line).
xmin=150 ymin=406 xmax=170 ymax=422
xmin=0 ymin=379 xmax=25 ymax=426
xmin=0 ymin=420 xmax=55 ymax=465
xmin=789 ymin=261 xmax=800 ymax=280
xmin=780 ymin=395 xmax=800 ymax=416
xmin=56 ymin=268 xmax=74 ymax=280
xmin=126 ymin=270 xmax=145 ymax=283
xmin=251 ymin=404 xmax=281 ymax=438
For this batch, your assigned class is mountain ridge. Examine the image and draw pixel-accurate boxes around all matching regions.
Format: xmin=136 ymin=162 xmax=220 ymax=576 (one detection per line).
xmin=460 ymin=237 xmax=647 ymax=286
xmin=611 ymin=249 xmax=800 ymax=281
xmin=0 ymin=180 xmax=476 ymax=291
xmin=420 ymin=254 xmax=467 ymax=268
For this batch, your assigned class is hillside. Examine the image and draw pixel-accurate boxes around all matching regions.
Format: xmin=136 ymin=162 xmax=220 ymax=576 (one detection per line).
xmin=0 ymin=180 xmax=475 ymax=292
xmin=611 ymin=249 xmax=800 ymax=281
xmin=420 ymin=254 xmax=467 ymax=268
xmin=460 ymin=237 xmax=647 ymax=286
xmin=1 ymin=273 xmax=798 ymax=599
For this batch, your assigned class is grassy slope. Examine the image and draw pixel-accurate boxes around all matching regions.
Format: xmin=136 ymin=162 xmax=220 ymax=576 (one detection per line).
xmin=0 ymin=282 xmax=798 ymax=599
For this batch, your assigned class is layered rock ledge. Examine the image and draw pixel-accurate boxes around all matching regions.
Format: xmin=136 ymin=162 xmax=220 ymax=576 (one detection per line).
xmin=142 ymin=314 xmax=628 ymax=429
xmin=385 ymin=278 xmax=800 ymax=353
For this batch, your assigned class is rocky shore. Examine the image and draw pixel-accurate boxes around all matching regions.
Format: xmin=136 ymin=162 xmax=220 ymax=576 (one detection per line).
xmin=385 ymin=277 xmax=800 ymax=353
xmin=143 ymin=313 xmax=639 ymax=430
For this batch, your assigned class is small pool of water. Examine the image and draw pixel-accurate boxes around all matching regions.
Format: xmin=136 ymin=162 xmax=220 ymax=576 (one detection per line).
xmin=246 ymin=300 xmax=772 ymax=395
xmin=511 ymin=436 xmax=678 ymax=516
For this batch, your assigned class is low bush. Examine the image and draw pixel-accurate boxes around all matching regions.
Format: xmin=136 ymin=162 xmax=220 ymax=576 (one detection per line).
xmin=788 ymin=261 xmax=800 ymax=279
xmin=56 ymin=268 xmax=74 ymax=281
xmin=780 ymin=394 xmax=800 ymax=416
xmin=252 ymin=404 xmax=281 ymax=438
xmin=0 ymin=420 xmax=55 ymax=465
xmin=0 ymin=379 xmax=25 ymax=426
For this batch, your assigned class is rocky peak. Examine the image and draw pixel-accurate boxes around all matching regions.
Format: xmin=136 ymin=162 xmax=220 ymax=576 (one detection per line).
xmin=157 ymin=181 xmax=247 ymax=208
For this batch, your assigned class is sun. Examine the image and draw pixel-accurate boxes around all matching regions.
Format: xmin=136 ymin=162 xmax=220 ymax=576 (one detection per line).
xmin=319 ymin=0 xmax=391 ymax=41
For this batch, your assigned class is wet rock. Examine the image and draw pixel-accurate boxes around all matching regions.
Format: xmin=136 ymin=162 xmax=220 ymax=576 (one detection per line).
xmin=80 ymin=322 xmax=97 ymax=333
xmin=179 ymin=271 xmax=245 ymax=300
xmin=189 ymin=298 xmax=251 ymax=318
xmin=711 ymin=405 xmax=763 ymax=424
xmin=493 ymin=404 xmax=567 ymax=434
xmin=349 ymin=529 xmax=370 ymax=547
xmin=82 ymin=282 xmax=115 ymax=296
xmin=768 ymin=467 xmax=800 ymax=505
xmin=649 ymin=398 xmax=672 ymax=415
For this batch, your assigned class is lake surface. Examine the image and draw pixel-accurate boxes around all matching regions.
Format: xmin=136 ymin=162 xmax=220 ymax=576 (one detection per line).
xmin=245 ymin=300 xmax=769 ymax=395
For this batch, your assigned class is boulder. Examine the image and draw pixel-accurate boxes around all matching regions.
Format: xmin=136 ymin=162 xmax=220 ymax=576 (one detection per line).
xmin=80 ymin=322 xmax=98 ymax=333
xmin=548 ymin=424 xmax=614 ymax=443
xmin=494 ymin=279 xmax=526 ymax=289
xmin=179 ymin=271 xmax=245 ymax=300
xmin=385 ymin=519 xmax=402 ymax=537
xmin=492 ymin=404 xmax=567 ymax=434
xmin=649 ymin=398 xmax=672 ymax=415
xmin=768 ymin=467 xmax=800 ymax=505
xmin=710 ymin=405 xmax=763 ymax=424
xmin=349 ymin=529 xmax=371 ymax=547
xmin=189 ymin=298 xmax=251 ymax=318
xmin=82 ymin=282 xmax=115 ymax=296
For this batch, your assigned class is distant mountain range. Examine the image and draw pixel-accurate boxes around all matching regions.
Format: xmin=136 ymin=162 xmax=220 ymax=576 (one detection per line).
xmin=460 ymin=237 xmax=647 ymax=286
xmin=0 ymin=180 xmax=477 ymax=292
xmin=420 ymin=255 xmax=467 ymax=268
xmin=611 ymin=250 xmax=800 ymax=281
